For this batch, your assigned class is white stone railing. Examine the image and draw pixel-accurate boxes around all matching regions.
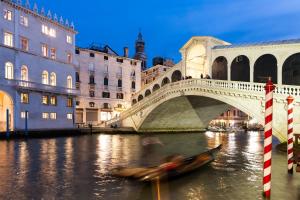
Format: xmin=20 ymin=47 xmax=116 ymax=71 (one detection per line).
xmin=106 ymin=79 xmax=300 ymax=126
xmin=0 ymin=79 xmax=79 ymax=96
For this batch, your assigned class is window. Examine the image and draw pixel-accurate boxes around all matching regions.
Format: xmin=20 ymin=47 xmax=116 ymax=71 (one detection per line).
xmin=50 ymin=96 xmax=57 ymax=106
xmin=20 ymin=37 xmax=29 ymax=51
xmin=116 ymin=93 xmax=124 ymax=99
xmin=66 ymin=35 xmax=72 ymax=44
xmin=89 ymin=75 xmax=95 ymax=84
xmin=21 ymin=65 xmax=28 ymax=81
xmin=104 ymin=77 xmax=108 ymax=86
xmin=67 ymin=76 xmax=72 ymax=89
xmin=76 ymin=101 xmax=80 ymax=106
xmin=103 ymin=103 xmax=110 ymax=109
xmin=4 ymin=32 xmax=13 ymax=47
xmin=90 ymin=52 xmax=95 ymax=57
xmin=21 ymin=111 xmax=28 ymax=119
xmin=118 ymin=79 xmax=122 ymax=87
xmin=131 ymin=81 xmax=136 ymax=89
xmin=89 ymin=102 xmax=95 ymax=107
xmin=75 ymin=72 xmax=80 ymax=82
xmin=42 ymin=25 xmax=56 ymax=37
xmin=42 ymin=71 xmax=49 ymax=84
xmin=67 ymin=98 xmax=73 ymax=107
xmin=42 ymin=95 xmax=48 ymax=105
xmin=50 ymin=72 xmax=56 ymax=86
xmin=75 ymin=49 xmax=80 ymax=54
xmin=89 ymin=90 xmax=95 ymax=97
xmin=67 ymin=53 xmax=72 ymax=63
xmin=20 ymin=15 xmax=28 ymax=26
xmin=4 ymin=9 xmax=12 ymax=21
xmin=50 ymin=48 xmax=56 ymax=59
xmin=117 ymin=104 xmax=123 ymax=108
xmin=104 ymin=56 xmax=108 ymax=60
xmin=88 ymin=63 xmax=95 ymax=71
xmin=21 ymin=93 xmax=29 ymax=104
xmin=50 ymin=113 xmax=57 ymax=120
xmin=116 ymin=58 xmax=123 ymax=63
xmin=42 ymin=112 xmax=49 ymax=119
xmin=41 ymin=44 xmax=48 ymax=57
xmin=67 ymin=113 xmax=73 ymax=120
xmin=5 ymin=62 xmax=13 ymax=79
xmin=102 ymin=92 xmax=110 ymax=98
xmin=130 ymin=61 xmax=137 ymax=65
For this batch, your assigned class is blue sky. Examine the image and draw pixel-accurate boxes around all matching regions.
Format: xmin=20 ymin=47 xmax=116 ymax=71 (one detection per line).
xmin=34 ymin=0 xmax=300 ymax=64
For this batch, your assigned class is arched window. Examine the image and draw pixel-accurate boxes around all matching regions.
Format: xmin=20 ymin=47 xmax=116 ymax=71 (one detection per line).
xmin=50 ymin=72 xmax=56 ymax=86
xmin=138 ymin=95 xmax=143 ymax=102
xmin=21 ymin=65 xmax=28 ymax=81
xmin=283 ymin=53 xmax=300 ymax=85
xmin=42 ymin=70 xmax=49 ymax=84
xmin=231 ymin=55 xmax=250 ymax=82
xmin=5 ymin=62 xmax=14 ymax=79
xmin=161 ymin=77 xmax=170 ymax=87
xmin=145 ymin=89 xmax=151 ymax=97
xmin=75 ymin=72 xmax=80 ymax=82
xmin=89 ymin=75 xmax=95 ymax=84
xmin=171 ymin=70 xmax=182 ymax=82
xmin=67 ymin=75 xmax=72 ymax=89
xmin=104 ymin=77 xmax=108 ymax=86
xmin=118 ymin=79 xmax=122 ymax=87
xmin=152 ymin=84 xmax=160 ymax=92
xmin=212 ymin=56 xmax=228 ymax=80
xmin=131 ymin=81 xmax=136 ymax=89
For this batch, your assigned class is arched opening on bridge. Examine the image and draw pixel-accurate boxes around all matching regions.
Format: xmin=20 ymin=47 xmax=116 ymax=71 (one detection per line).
xmin=254 ymin=54 xmax=277 ymax=83
xmin=161 ymin=77 xmax=170 ymax=87
xmin=152 ymin=84 xmax=160 ymax=92
xmin=145 ymin=89 xmax=151 ymax=97
xmin=212 ymin=56 xmax=228 ymax=80
xmin=171 ymin=70 xmax=182 ymax=82
xmin=0 ymin=91 xmax=14 ymax=132
xmin=138 ymin=95 xmax=144 ymax=102
xmin=231 ymin=55 xmax=250 ymax=82
xmin=282 ymin=53 xmax=300 ymax=85
xmin=132 ymin=99 xmax=137 ymax=106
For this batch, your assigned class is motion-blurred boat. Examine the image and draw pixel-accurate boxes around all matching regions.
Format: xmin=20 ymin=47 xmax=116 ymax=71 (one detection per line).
xmin=111 ymin=144 xmax=222 ymax=182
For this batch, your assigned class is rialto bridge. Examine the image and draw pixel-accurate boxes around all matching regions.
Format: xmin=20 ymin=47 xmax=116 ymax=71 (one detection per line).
xmin=107 ymin=37 xmax=300 ymax=142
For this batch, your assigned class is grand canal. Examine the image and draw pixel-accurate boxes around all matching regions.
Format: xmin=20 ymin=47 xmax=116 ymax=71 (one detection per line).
xmin=0 ymin=131 xmax=299 ymax=200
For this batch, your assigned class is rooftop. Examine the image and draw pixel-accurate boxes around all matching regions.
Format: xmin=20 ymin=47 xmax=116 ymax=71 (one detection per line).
xmin=213 ymin=38 xmax=300 ymax=49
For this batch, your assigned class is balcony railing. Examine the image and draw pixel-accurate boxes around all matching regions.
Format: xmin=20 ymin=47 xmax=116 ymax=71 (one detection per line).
xmin=0 ymin=79 xmax=79 ymax=96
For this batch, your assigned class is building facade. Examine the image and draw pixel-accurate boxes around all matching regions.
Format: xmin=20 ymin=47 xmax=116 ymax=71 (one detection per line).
xmin=75 ymin=45 xmax=141 ymax=126
xmin=141 ymin=64 xmax=172 ymax=87
xmin=0 ymin=0 xmax=77 ymax=131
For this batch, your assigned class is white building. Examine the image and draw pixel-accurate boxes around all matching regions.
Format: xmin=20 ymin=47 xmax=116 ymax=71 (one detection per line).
xmin=75 ymin=45 xmax=141 ymax=126
xmin=0 ymin=0 xmax=77 ymax=132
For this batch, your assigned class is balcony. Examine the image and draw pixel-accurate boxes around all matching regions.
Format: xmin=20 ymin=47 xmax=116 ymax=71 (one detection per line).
xmin=1 ymin=79 xmax=79 ymax=96
xmin=89 ymin=82 xmax=96 ymax=90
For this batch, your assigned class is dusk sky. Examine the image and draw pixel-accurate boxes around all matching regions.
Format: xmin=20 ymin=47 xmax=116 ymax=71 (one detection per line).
xmin=35 ymin=0 xmax=300 ymax=65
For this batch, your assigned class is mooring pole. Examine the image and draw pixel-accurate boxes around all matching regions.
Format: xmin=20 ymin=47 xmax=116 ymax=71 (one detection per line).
xmin=287 ymin=96 xmax=294 ymax=174
xmin=263 ymin=78 xmax=275 ymax=198
xmin=25 ymin=110 xmax=28 ymax=136
xmin=6 ymin=109 xmax=10 ymax=139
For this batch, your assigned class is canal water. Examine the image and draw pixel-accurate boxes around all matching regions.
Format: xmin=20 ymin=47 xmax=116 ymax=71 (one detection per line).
xmin=0 ymin=131 xmax=299 ymax=200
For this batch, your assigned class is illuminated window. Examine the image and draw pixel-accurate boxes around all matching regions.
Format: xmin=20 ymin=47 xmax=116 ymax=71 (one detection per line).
xmin=42 ymin=25 xmax=56 ymax=37
xmin=4 ymin=9 xmax=12 ymax=21
xmin=67 ymin=76 xmax=72 ymax=89
xmin=50 ymin=96 xmax=57 ymax=106
xmin=5 ymin=62 xmax=13 ymax=79
xmin=50 ymin=48 xmax=56 ymax=59
xmin=21 ymin=93 xmax=29 ymax=104
xmin=42 ymin=71 xmax=49 ymax=84
xmin=66 ymin=35 xmax=72 ymax=44
xmin=21 ymin=65 xmax=28 ymax=81
xmin=41 ymin=44 xmax=48 ymax=57
xmin=67 ymin=98 xmax=73 ymax=107
xmin=42 ymin=112 xmax=49 ymax=119
xmin=42 ymin=95 xmax=48 ymax=105
xmin=20 ymin=37 xmax=29 ymax=51
xmin=50 ymin=72 xmax=56 ymax=86
xmin=20 ymin=15 xmax=28 ymax=26
xmin=4 ymin=32 xmax=13 ymax=47
xmin=67 ymin=113 xmax=73 ymax=120
xmin=21 ymin=111 xmax=29 ymax=119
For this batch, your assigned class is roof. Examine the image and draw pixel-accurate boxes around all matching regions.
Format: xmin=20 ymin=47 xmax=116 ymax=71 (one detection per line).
xmin=180 ymin=36 xmax=230 ymax=51
xmin=88 ymin=44 xmax=119 ymax=56
xmin=213 ymin=38 xmax=300 ymax=49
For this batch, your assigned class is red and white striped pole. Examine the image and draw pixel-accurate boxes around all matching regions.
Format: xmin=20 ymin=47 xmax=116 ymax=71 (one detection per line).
xmin=263 ymin=78 xmax=275 ymax=198
xmin=287 ymin=95 xmax=294 ymax=174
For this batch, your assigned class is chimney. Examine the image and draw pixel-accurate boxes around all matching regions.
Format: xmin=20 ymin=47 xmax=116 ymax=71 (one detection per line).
xmin=124 ymin=47 xmax=129 ymax=57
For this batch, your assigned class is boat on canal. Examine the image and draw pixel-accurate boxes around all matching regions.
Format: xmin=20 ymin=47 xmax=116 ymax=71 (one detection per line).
xmin=111 ymin=144 xmax=222 ymax=182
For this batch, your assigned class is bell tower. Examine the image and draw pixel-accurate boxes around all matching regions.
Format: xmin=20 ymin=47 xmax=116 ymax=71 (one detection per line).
xmin=134 ymin=31 xmax=147 ymax=71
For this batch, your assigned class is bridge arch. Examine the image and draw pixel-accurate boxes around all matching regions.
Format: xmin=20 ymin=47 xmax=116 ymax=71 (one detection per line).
xmin=145 ymin=89 xmax=151 ymax=97
xmin=254 ymin=54 xmax=277 ymax=84
xmin=231 ymin=55 xmax=250 ymax=82
xmin=161 ymin=77 xmax=170 ymax=87
xmin=212 ymin=56 xmax=228 ymax=80
xmin=0 ymin=90 xmax=14 ymax=132
xmin=138 ymin=95 xmax=144 ymax=102
xmin=282 ymin=53 xmax=300 ymax=85
xmin=152 ymin=84 xmax=160 ymax=92
xmin=171 ymin=70 xmax=182 ymax=82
